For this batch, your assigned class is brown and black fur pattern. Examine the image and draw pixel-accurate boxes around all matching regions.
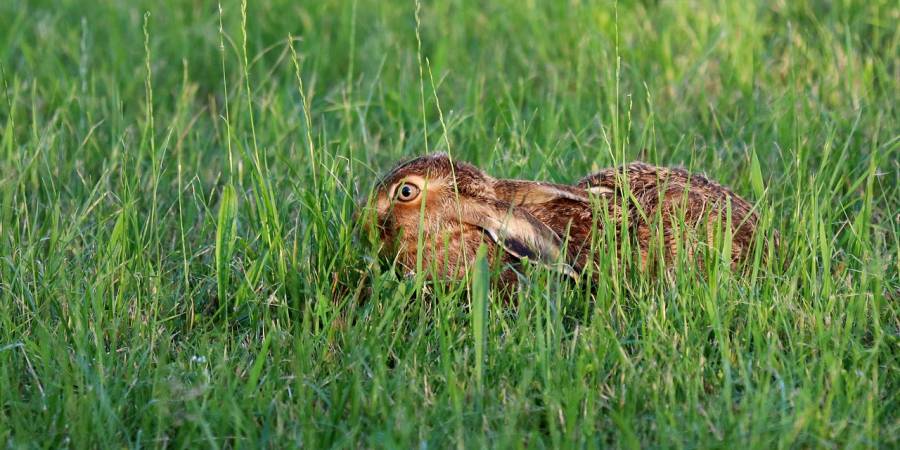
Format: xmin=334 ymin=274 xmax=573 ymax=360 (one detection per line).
xmin=577 ymin=162 xmax=766 ymax=270
xmin=363 ymin=153 xmax=772 ymax=287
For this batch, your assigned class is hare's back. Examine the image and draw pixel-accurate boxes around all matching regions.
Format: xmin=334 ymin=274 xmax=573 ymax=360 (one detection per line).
xmin=577 ymin=162 xmax=761 ymax=257
xmin=577 ymin=162 xmax=717 ymax=193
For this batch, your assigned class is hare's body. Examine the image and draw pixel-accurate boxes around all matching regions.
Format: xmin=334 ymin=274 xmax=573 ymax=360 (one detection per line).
xmin=577 ymin=163 xmax=761 ymax=269
xmin=363 ymin=153 xmax=769 ymax=286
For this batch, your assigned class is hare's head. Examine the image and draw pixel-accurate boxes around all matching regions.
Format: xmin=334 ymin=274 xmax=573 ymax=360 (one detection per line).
xmin=362 ymin=153 xmax=575 ymax=279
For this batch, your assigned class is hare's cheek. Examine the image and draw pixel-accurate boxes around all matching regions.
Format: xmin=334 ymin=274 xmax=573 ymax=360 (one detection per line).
xmin=397 ymin=215 xmax=427 ymax=240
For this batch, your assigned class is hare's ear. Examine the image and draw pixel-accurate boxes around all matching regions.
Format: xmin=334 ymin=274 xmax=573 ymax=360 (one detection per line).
xmin=460 ymin=201 xmax=576 ymax=278
xmin=495 ymin=180 xmax=606 ymax=205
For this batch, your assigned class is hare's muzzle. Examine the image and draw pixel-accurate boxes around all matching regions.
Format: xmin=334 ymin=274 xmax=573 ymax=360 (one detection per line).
xmin=355 ymin=198 xmax=390 ymax=243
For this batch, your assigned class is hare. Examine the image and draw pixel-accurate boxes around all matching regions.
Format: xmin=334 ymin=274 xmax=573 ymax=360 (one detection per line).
xmin=362 ymin=153 xmax=769 ymax=286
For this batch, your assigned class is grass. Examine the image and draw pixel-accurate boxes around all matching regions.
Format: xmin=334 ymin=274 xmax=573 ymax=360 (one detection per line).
xmin=1 ymin=0 xmax=897 ymax=447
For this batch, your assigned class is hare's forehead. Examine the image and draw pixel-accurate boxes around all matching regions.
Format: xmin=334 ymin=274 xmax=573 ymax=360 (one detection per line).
xmin=379 ymin=170 xmax=452 ymax=191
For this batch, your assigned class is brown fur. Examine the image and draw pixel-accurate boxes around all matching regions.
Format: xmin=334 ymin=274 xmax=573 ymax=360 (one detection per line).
xmin=362 ymin=153 xmax=772 ymax=287
xmin=577 ymin=162 xmax=765 ymax=270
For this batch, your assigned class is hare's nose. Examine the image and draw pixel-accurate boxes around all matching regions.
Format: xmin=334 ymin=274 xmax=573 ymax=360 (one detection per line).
xmin=354 ymin=203 xmax=371 ymax=229
xmin=355 ymin=202 xmax=382 ymax=237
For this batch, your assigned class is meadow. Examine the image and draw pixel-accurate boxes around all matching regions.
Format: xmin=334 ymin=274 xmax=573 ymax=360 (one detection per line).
xmin=0 ymin=0 xmax=897 ymax=447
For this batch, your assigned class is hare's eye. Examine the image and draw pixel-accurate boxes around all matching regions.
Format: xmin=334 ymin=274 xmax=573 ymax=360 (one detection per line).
xmin=395 ymin=183 xmax=421 ymax=202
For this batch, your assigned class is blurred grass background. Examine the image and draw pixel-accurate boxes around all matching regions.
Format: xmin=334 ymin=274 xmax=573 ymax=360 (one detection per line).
xmin=0 ymin=0 xmax=897 ymax=447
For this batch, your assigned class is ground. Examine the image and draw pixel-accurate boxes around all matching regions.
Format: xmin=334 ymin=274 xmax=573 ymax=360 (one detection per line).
xmin=0 ymin=0 xmax=897 ymax=448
